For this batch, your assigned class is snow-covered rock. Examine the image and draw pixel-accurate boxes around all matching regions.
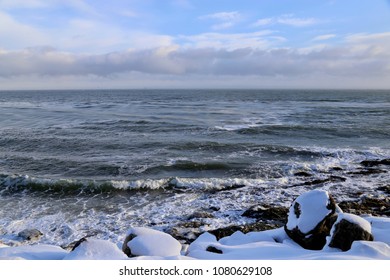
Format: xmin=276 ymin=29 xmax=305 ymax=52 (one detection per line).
xmin=122 ymin=227 xmax=182 ymax=257
xmin=327 ymin=213 xmax=373 ymax=251
xmin=18 ymin=229 xmax=43 ymax=242
xmin=284 ymin=189 xmax=338 ymax=250
xmin=64 ymin=238 xmax=128 ymax=260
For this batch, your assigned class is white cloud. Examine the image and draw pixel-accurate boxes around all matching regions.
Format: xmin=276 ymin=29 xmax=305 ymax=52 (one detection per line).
xmin=0 ymin=11 xmax=49 ymax=49
xmin=199 ymin=11 xmax=242 ymax=30
xmin=312 ymin=34 xmax=336 ymax=41
xmin=253 ymin=14 xmax=318 ymax=27
xmin=179 ymin=30 xmax=280 ymax=50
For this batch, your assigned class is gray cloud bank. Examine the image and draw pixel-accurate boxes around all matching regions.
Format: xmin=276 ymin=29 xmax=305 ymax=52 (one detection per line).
xmin=1 ymin=32 xmax=390 ymax=89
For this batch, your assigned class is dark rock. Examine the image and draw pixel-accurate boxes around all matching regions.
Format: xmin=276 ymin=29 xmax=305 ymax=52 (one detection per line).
xmin=287 ymin=176 xmax=346 ymax=188
xmin=338 ymin=197 xmax=390 ymax=216
xmin=18 ymin=229 xmax=43 ymax=241
xmin=242 ymin=205 xmax=288 ymax=225
xmin=206 ymin=246 xmax=223 ymax=254
xmin=348 ymin=169 xmax=387 ymax=176
xmin=378 ymin=185 xmax=390 ymax=195
xmin=330 ymin=167 xmax=343 ymax=171
xmin=209 ymin=206 xmax=220 ymax=211
xmin=188 ymin=212 xmax=215 ymax=220
xmin=360 ymin=159 xmax=390 ymax=167
xmin=294 ymin=171 xmax=312 ymax=177
xmin=328 ymin=215 xmax=373 ymax=251
xmin=122 ymin=233 xmax=137 ymax=257
xmin=208 ymin=222 xmax=278 ymax=241
xmin=284 ymin=190 xmax=338 ymax=250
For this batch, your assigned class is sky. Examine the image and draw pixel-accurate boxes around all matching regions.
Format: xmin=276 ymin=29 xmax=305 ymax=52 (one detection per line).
xmin=1 ymin=0 xmax=390 ymax=90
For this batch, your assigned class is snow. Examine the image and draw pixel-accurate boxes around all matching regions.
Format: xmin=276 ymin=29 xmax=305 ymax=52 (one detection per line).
xmin=0 ymin=188 xmax=389 ymax=260
xmin=333 ymin=213 xmax=372 ymax=233
xmin=0 ymin=244 xmax=67 ymax=260
xmin=125 ymin=227 xmax=182 ymax=257
xmin=63 ymin=238 xmax=128 ymax=260
xmin=286 ymin=189 xmax=333 ymax=234
xmin=0 ymin=217 xmax=389 ymax=260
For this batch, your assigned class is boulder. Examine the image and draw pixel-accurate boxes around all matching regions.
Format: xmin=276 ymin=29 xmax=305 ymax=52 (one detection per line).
xmin=18 ymin=229 xmax=43 ymax=242
xmin=63 ymin=238 xmax=128 ymax=260
xmin=242 ymin=205 xmax=288 ymax=225
xmin=328 ymin=213 xmax=373 ymax=251
xmin=122 ymin=227 xmax=182 ymax=257
xmin=284 ymin=190 xmax=338 ymax=250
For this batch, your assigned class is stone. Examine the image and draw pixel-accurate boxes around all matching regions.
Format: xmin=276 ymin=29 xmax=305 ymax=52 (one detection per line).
xmin=122 ymin=227 xmax=182 ymax=257
xmin=328 ymin=213 xmax=373 ymax=251
xmin=338 ymin=197 xmax=390 ymax=216
xmin=284 ymin=190 xmax=338 ymax=250
xmin=206 ymin=246 xmax=223 ymax=254
xmin=208 ymin=222 xmax=278 ymax=240
xmin=360 ymin=159 xmax=390 ymax=167
xmin=242 ymin=205 xmax=288 ymax=225
xmin=187 ymin=211 xmax=215 ymax=220
xmin=18 ymin=229 xmax=43 ymax=241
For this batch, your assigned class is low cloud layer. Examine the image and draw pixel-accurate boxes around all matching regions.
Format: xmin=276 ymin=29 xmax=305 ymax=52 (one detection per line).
xmin=1 ymin=32 xmax=389 ymax=80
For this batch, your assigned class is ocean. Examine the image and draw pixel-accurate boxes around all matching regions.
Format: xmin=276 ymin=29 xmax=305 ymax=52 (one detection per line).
xmin=0 ymin=89 xmax=389 ymax=247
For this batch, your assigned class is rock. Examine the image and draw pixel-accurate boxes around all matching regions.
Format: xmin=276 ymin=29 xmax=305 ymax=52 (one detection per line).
xmin=294 ymin=171 xmax=312 ymax=177
xmin=338 ymin=197 xmax=390 ymax=216
xmin=208 ymin=222 xmax=278 ymax=240
xmin=206 ymin=246 xmax=223 ymax=254
xmin=284 ymin=190 xmax=338 ymax=250
xmin=18 ymin=229 xmax=43 ymax=241
xmin=360 ymin=159 xmax=390 ymax=167
xmin=242 ymin=205 xmax=288 ymax=225
xmin=378 ymin=185 xmax=390 ymax=195
xmin=122 ymin=227 xmax=182 ymax=257
xmin=328 ymin=213 xmax=373 ymax=251
xmin=64 ymin=238 xmax=128 ymax=260
xmin=187 ymin=211 xmax=215 ymax=220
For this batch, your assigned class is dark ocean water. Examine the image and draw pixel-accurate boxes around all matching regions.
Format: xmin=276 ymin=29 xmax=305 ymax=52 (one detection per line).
xmin=0 ymin=89 xmax=389 ymax=246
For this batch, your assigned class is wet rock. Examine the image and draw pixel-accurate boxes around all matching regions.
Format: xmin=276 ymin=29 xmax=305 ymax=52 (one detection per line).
xmin=378 ymin=185 xmax=390 ymax=195
xmin=208 ymin=222 xmax=278 ymax=241
xmin=284 ymin=190 xmax=338 ymax=250
xmin=348 ymin=169 xmax=387 ymax=176
xmin=294 ymin=171 xmax=312 ymax=177
xmin=330 ymin=166 xmax=343 ymax=171
xmin=360 ymin=159 xmax=390 ymax=167
xmin=242 ymin=205 xmax=288 ymax=225
xmin=338 ymin=197 xmax=390 ymax=216
xmin=18 ymin=229 xmax=43 ymax=241
xmin=328 ymin=213 xmax=373 ymax=251
xmin=188 ymin=212 xmax=215 ymax=220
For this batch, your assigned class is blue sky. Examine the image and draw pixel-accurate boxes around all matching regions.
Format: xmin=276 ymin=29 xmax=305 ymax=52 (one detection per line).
xmin=1 ymin=0 xmax=390 ymax=89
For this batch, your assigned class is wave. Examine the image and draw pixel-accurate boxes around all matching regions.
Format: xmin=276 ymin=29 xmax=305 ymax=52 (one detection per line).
xmin=0 ymin=174 xmax=266 ymax=195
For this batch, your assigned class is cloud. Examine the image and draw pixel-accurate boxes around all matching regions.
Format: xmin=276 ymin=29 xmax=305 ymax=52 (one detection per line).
xmin=199 ymin=11 xmax=242 ymax=30
xmin=0 ymin=11 xmax=49 ymax=49
xmin=253 ymin=14 xmax=318 ymax=27
xmin=179 ymin=30 xmax=282 ymax=50
xmin=1 ymin=31 xmax=389 ymax=80
xmin=312 ymin=34 xmax=336 ymax=41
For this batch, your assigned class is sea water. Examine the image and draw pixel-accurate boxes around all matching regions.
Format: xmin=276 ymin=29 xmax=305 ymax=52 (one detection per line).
xmin=0 ymin=89 xmax=389 ymax=246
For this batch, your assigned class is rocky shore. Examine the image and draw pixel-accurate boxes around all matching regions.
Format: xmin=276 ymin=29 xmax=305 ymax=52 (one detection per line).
xmin=1 ymin=189 xmax=389 ymax=260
